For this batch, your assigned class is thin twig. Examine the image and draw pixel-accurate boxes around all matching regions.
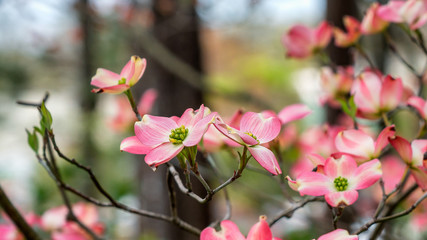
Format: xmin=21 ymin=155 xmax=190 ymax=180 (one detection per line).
xmin=0 ymin=184 xmax=42 ymax=240
xmin=268 ymin=196 xmax=324 ymax=226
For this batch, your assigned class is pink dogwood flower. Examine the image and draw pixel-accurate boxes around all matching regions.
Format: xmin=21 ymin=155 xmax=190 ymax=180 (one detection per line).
xmin=316 ymin=229 xmax=358 ymax=240
xmin=361 ymin=3 xmax=389 ymax=34
xmin=408 ymin=96 xmax=427 ymax=120
xmin=121 ymin=105 xmax=216 ymax=169
xmin=215 ymin=111 xmax=282 ymax=175
xmin=334 ymin=16 xmax=361 ymax=47
xmin=335 ymin=125 xmax=395 ymax=162
xmin=282 ymin=21 xmax=332 ymax=59
xmin=389 ymin=136 xmax=427 ymax=190
xmin=91 ymin=56 xmax=146 ymax=94
xmin=287 ymin=155 xmax=382 ymax=207
xmin=351 ymin=70 xmax=403 ymax=119
xmin=377 ymin=0 xmax=427 ymax=30
xmin=200 ymin=216 xmax=281 ymax=240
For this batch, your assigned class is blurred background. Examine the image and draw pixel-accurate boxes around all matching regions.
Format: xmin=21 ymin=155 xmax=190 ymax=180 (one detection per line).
xmin=0 ymin=0 xmax=424 ymax=239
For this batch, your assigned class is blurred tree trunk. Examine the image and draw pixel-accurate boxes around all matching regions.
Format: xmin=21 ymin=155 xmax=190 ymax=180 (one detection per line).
xmin=131 ymin=0 xmax=209 ymax=239
xmin=77 ymin=0 xmax=98 ymax=193
xmin=325 ymin=0 xmax=357 ymax=124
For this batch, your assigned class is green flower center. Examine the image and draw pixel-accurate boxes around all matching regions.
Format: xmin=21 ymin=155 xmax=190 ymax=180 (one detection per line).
xmin=334 ymin=176 xmax=349 ymax=192
xmin=118 ymin=77 xmax=126 ymax=85
xmin=169 ymin=125 xmax=189 ymax=144
xmin=245 ymin=132 xmax=259 ymax=144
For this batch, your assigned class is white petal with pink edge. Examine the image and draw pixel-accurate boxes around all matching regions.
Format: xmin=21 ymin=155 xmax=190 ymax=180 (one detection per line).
xmin=91 ymin=68 xmax=120 ymax=88
xmin=200 ymin=220 xmax=245 ymax=240
xmin=296 ymin=172 xmax=334 ymax=196
xmin=183 ymin=112 xmax=216 ymax=146
xmin=335 ymin=130 xmax=375 ymax=159
xmin=318 ymin=229 xmax=358 ymax=240
xmin=240 ymin=112 xmax=281 ymax=144
xmin=351 ymin=159 xmax=382 ymax=190
xmin=324 ymin=155 xmax=357 ymax=179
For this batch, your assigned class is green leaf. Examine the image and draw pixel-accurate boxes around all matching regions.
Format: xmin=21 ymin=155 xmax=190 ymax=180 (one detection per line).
xmin=26 ymin=128 xmax=39 ymax=153
xmin=338 ymin=96 xmax=357 ymax=118
xmin=40 ymin=102 xmax=53 ymax=131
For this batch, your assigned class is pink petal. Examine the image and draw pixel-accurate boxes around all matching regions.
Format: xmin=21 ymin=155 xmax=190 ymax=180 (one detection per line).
xmin=377 ymin=1 xmax=405 ymax=22
xmin=120 ymin=57 xmax=135 ymax=84
xmin=128 ymin=57 xmax=146 ymax=86
xmin=138 ymin=88 xmax=158 ymax=115
xmin=277 ymin=104 xmax=312 ymax=125
xmin=72 ymin=203 xmax=98 ymax=226
xmin=41 ymin=206 xmax=68 ymax=230
xmin=389 ymin=136 xmax=413 ymax=164
xmin=324 ymin=155 xmax=357 ymax=179
xmin=380 ymin=75 xmax=403 ymax=111
xmin=145 ymin=142 xmax=184 ymax=168
xmin=411 ymin=12 xmax=427 ymax=30
xmin=411 ymin=139 xmax=427 ymax=167
xmin=120 ymin=136 xmax=152 ymax=154
xmin=0 ymin=224 xmax=18 ymax=240
xmin=213 ymin=116 xmax=244 ymax=145
xmin=134 ymin=115 xmax=177 ymax=146
xmin=361 ymin=3 xmax=389 ymax=34
xmin=200 ymin=220 xmax=245 ymax=240
xmin=248 ymin=145 xmax=282 ymax=175
xmin=91 ymin=68 xmax=120 ymax=88
xmin=52 ymin=231 xmax=87 ymax=240
xmin=240 ymin=112 xmax=281 ymax=144
xmin=296 ymin=172 xmax=334 ymax=196
xmin=281 ymin=25 xmax=314 ymax=58
xmin=184 ymin=112 xmax=217 ymax=146
xmin=373 ymin=125 xmax=396 ymax=157
xmin=318 ymin=229 xmax=358 ymax=240
xmin=381 ymin=156 xmax=407 ymax=193
xmin=325 ymin=190 xmax=358 ymax=207
xmin=408 ymin=96 xmax=427 ymax=120
xmin=246 ymin=216 xmax=273 ymax=240
xmin=351 ymin=159 xmax=382 ymax=190
xmin=238 ymin=132 xmax=260 ymax=146
xmin=314 ymin=21 xmax=333 ymax=48
xmin=410 ymin=167 xmax=427 ymax=191
xmin=228 ymin=109 xmax=244 ymax=129
xmin=335 ymin=129 xmax=375 ymax=160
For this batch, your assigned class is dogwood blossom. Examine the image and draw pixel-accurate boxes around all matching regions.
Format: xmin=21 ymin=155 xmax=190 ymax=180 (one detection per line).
xmin=287 ymin=155 xmax=382 ymax=207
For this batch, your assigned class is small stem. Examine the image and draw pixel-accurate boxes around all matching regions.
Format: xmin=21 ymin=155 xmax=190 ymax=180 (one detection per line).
xmin=354 ymin=43 xmax=376 ymax=69
xmin=381 ymin=112 xmax=391 ymax=126
xmin=124 ymin=89 xmax=141 ymax=121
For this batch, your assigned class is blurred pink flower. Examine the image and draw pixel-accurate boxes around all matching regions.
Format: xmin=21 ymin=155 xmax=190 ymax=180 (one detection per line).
xmin=200 ymin=216 xmax=281 ymax=240
xmin=122 ymin=105 xmax=216 ymax=169
xmin=109 ymin=88 xmax=157 ymax=132
xmin=320 ymin=66 xmax=354 ymax=106
xmin=215 ymin=112 xmax=282 ymax=175
xmin=389 ymin=136 xmax=427 ymax=190
xmin=0 ymin=212 xmax=40 ymax=240
xmin=287 ymin=155 xmax=382 ymax=207
xmin=334 ymin=16 xmax=361 ymax=47
xmin=316 ymin=229 xmax=358 ymax=240
xmin=282 ymin=21 xmax=332 ymax=59
xmin=351 ymin=70 xmax=403 ymax=119
xmin=91 ymin=56 xmax=146 ymax=94
xmin=377 ymin=0 xmax=427 ymax=30
xmin=277 ymin=104 xmax=312 ymax=125
xmin=361 ymin=3 xmax=389 ymax=34
xmin=408 ymin=96 xmax=427 ymax=120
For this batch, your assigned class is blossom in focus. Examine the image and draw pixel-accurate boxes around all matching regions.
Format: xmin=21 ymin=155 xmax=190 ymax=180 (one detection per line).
xmin=377 ymin=0 xmax=427 ymax=30
xmin=320 ymin=66 xmax=354 ymax=106
xmin=287 ymin=155 xmax=382 ymax=207
xmin=200 ymin=216 xmax=281 ymax=240
xmin=334 ymin=16 xmax=361 ymax=47
xmin=389 ymin=136 xmax=427 ymax=190
xmin=91 ymin=56 xmax=146 ymax=94
xmin=109 ymin=88 xmax=157 ymax=132
xmin=215 ymin=111 xmax=282 ymax=175
xmin=281 ymin=21 xmax=332 ymax=59
xmin=122 ymin=105 xmax=216 ymax=169
xmin=408 ymin=96 xmax=427 ymax=120
xmin=316 ymin=229 xmax=358 ymax=240
xmin=351 ymin=70 xmax=403 ymax=119
xmin=335 ymin=125 xmax=395 ymax=162
xmin=361 ymin=3 xmax=389 ymax=34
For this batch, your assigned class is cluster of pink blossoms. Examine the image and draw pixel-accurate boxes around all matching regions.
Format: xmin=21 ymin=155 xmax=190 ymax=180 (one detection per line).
xmin=0 ymin=203 xmax=103 ymax=240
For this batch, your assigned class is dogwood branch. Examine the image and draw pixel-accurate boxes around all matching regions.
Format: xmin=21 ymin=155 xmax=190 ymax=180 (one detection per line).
xmin=0 ymin=184 xmax=42 ymax=240
xmin=268 ymin=196 xmax=324 ymax=226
